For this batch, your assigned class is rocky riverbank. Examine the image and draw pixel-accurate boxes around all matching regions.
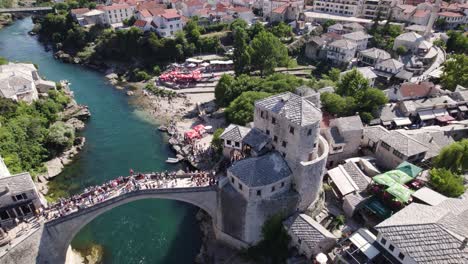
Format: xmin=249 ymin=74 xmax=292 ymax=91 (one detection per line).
xmin=37 ymin=85 xmax=91 ymax=195
xmin=0 ymin=14 xmax=13 ymax=29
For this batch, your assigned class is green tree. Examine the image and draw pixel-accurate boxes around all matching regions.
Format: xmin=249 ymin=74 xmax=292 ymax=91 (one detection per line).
xmin=45 ymin=122 xmax=75 ymax=158
xmin=244 ymin=214 xmax=290 ymax=264
xmin=211 ymin=128 xmax=225 ymax=155
xmin=336 ymin=68 xmax=370 ymax=96
xmin=446 ymin=31 xmax=468 ymax=54
xmin=429 ymin=168 xmax=465 ymax=197
xmin=441 ymin=54 xmax=468 ymax=91
xmin=435 ymin=18 xmax=447 ymax=30
xmin=434 ymin=139 xmax=468 ymax=174
xmin=233 ymin=27 xmax=251 ymax=75
xmin=396 ymin=46 xmax=407 ymax=56
xmin=250 ymin=31 xmax=288 ymax=76
xmin=321 ymin=92 xmax=347 ymax=115
xmin=184 ymin=20 xmax=201 ymax=45
xmin=215 ymin=74 xmax=235 ymax=106
xmin=322 ymin=19 xmax=336 ymax=31
xmin=225 ymin=91 xmax=270 ymax=125
xmin=270 ymin=22 xmax=293 ymax=39
xmin=229 ymin=18 xmax=248 ymax=31
xmin=322 ymin=67 xmax=341 ymax=82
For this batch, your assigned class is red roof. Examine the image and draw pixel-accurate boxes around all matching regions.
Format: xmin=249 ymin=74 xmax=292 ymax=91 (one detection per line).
xmin=148 ymin=7 xmax=165 ymax=16
xmin=185 ymin=0 xmax=204 ymax=7
xmin=272 ymin=4 xmax=288 ymax=14
xmin=400 ymin=82 xmax=437 ymax=98
xmin=231 ymin=6 xmax=251 ymax=12
xmin=133 ymin=19 xmax=147 ymax=27
xmin=139 ymin=9 xmax=152 ymax=17
xmin=413 ymin=9 xmax=430 ymax=18
xmin=438 ymin=11 xmax=464 ymax=17
xmin=161 ymin=9 xmax=181 ymax=19
xmin=136 ymin=1 xmax=165 ymax=11
xmin=71 ymin=8 xmax=90 ymax=15
xmin=100 ymin=4 xmax=132 ymax=11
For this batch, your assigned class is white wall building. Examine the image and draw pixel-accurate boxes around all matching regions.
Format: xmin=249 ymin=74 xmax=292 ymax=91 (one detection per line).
xmin=152 ymin=9 xmax=185 ymax=37
xmin=342 ymin=30 xmax=372 ymax=51
xmin=99 ymin=4 xmax=136 ymax=25
xmin=0 ymin=63 xmax=44 ymax=103
xmin=312 ymin=0 xmax=364 ymax=17
xmin=326 ymin=39 xmax=357 ymax=65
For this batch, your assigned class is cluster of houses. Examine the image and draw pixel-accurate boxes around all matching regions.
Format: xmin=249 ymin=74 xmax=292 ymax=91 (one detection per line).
xmin=306 ymin=23 xmax=444 ymax=83
xmin=216 ymin=83 xmax=467 ymax=263
xmin=0 ymin=63 xmax=56 ymax=104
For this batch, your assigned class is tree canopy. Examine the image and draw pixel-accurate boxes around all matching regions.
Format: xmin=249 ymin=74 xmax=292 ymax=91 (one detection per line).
xmin=446 ymin=31 xmax=468 ymax=54
xmin=429 ymin=168 xmax=465 ymax=198
xmin=321 ymin=68 xmax=387 ymax=123
xmin=434 ymin=139 xmax=468 ymax=174
xmin=441 ymin=54 xmax=468 ymax=91
xmin=225 ymin=91 xmax=270 ymax=125
xmin=215 ymin=73 xmax=307 ymax=107
xmin=250 ymin=31 xmax=289 ymax=76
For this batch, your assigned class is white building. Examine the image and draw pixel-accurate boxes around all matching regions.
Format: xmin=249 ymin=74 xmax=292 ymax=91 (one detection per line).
xmin=263 ymin=0 xmax=304 ymax=21
xmin=312 ymin=0 xmax=364 ymax=17
xmin=152 ymin=9 xmax=185 ymax=37
xmin=437 ymin=11 xmax=466 ymax=28
xmin=375 ymin=58 xmax=404 ymax=77
xmin=375 ymin=195 xmax=468 ymax=263
xmin=358 ymin=47 xmax=391 ymax=66
xmin=0 ymin=63 xmax=53 ymax=103
xmin=326 ymin=39 xmax=357 ymax=65
xmin=99 ymin=4 xmax=136 ymax=25
xmin=342 ymin=30 xmax=372 ymax=51
xmin=284 ymin=214 xmax=337 ymax=259
xmin=361 ymin=0 xmax=395 ymax=19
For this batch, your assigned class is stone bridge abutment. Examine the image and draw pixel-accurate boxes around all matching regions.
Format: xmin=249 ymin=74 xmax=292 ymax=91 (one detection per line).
xmin=35 ymin=186 xmax=218 ymax=263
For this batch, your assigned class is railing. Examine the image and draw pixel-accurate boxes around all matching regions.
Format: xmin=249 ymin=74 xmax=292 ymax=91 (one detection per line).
xmin=0 ymin=7 xmax=53 ymax=13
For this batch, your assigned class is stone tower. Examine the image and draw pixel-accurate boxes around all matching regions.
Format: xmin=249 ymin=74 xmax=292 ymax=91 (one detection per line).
xmin=254 ymin=92 xmax=329 ymax=211
xmin=425 ymin=0 xmax=441 ymax=37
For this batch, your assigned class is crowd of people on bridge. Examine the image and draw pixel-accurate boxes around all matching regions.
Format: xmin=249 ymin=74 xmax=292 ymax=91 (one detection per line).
xmin=41 ymin=170 xmax=217 ymax=221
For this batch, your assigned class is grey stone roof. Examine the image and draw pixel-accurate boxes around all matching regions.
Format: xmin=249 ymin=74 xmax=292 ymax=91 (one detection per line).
xmin=380 ymin=131 xmax=428 ymax=157
xmin=376 ymin=195 xmax=468 ymax=263
xmin=0 ymin=172 xmax=36 ymax=194
xmin=400 ymin=130 xmax=455 ymax=159
xmin=242 ymin=128 xmax=271 ymax=153
xmin=401 ymin=95 xmax=456 ymax=113
xmin=220 ymin=124 xmax=251 ymax=142
xmin=364 ymin=125 xmax=389 ymax=143
xmin=342 ymin=67 xmax=377 ymax=80
xmin=328 ymin=23 xmax=343 ymax=31
xmin=228 ymin=152 xmax=291 ymax=187
xmin=255 ymin=92 xmax=322 ymax=126
xmin=376 ymin=59 xmax=404 ymax=71
xmin=284 ymin=214 xmax=336 ymax=250
xmin=329 ymin=39 xmax=357 ymax=50
xmin=395 ymin=32 xmax=423 ymax=42
xmin=359 ymin=48 xmax=391 ymax=60
xmin=343 ymin=31 xmax=372 ymax=41
xmin=332 ymin=115 xmax=363 ymax=132
xmin=342 ymin=161 xmax=371 ymax=191
xmin=343 ymin=22 xmax=364 ymax=31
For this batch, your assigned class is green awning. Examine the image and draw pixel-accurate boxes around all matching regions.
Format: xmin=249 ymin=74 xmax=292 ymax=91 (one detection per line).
xmin=364 ymin=198 xmax=392 ymax=218
xmin=384 ymin=170 xmax=414 ymax=184
xmin=396 ymin=161 xmax=422 ymax=178
xmin=373 ymin=174 xmax=397 ymax=187
xmin=386 ymin=184 xmax=414 ymax=203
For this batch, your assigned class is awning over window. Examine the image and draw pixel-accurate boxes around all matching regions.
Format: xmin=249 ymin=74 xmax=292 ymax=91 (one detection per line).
xmin=349 ymin=230 xmax=380 ymax=260
xmin=432 ymin=109 xmax=449 ymax=117
xmin=418 ymin=110 xmax=435 ymax=120
xmin=393 ymin=117 xmax=412 ymax=126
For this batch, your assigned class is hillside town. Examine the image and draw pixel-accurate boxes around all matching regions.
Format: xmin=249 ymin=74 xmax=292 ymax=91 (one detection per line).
xmin=0 ymin=0 xmax=467 ymax=262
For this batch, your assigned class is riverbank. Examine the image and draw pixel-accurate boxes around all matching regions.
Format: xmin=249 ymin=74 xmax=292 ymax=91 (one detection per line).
xmin=37 ymin=84 xmax=91 ymax=196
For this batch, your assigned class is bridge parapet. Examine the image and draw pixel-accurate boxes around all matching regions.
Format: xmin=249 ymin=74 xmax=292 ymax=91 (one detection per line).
xmin=0 ymin=7 xmax=53 ymax=13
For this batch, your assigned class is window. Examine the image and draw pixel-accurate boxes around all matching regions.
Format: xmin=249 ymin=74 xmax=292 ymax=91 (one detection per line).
xmin=307 ymin=129 xmax=312 ymax=136
xmin=398 ymin=253 xmax=405 ymax=260
xmin=298 ymin=238 xmax=302 ymax=244
xmin=266 ymin=129 xmax=270 ymax=135
xmin=389 ymin=244 xmax=395 ymax=252
xmin=282 ymin=152 xmax=286 ymax=158
xmin=226 ymin=140 xmax=231 ymax=146
xmin=271 ymin=186 xmax=276 ymax=192
xmin=273 ymin=136 xmax=278 ymax=143
xmin=289 ymin=127 xmax=294 ymax=134
xmin=238 ymin=183 xmax=243 ymax=190
xmin=231 ymin=177 xmax=235 ymax=183
xmin=380 ymin=237 xmax=387 ymax=245
xmin=281 ymin=182 xmax=285 ymax=188
xmin=260 ymin=111 xmax=264 ymax=118
xmin=257 ymin=190 xmax=261 ymax=196
xmin=313 ymin=142 xmax=317 ymax=148
xmin=0 ymin=211 xmax=9 ymax=220
xmin=12 ymin=193 xmax=27 ymax=202
xmin=234 ymin=142 xmax=240 ymax=147
xmin=393 ymin=149 xmax=404 ymax=159
xmin=380 ymin=141 xmax=391 ymax=151
xmin=282 ymin=141 xmax=287 ymax=148
xmin=272 ymin=117 xmax=276 ymax=124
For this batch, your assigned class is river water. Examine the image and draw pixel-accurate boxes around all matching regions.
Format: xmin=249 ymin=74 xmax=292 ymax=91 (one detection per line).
xmin=0 ymin=18 xmax=202 ymax=263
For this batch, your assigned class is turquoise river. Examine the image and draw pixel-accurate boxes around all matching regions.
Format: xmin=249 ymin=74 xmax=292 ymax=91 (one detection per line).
xmin=0 ymin=18 xmax=202 ymax=263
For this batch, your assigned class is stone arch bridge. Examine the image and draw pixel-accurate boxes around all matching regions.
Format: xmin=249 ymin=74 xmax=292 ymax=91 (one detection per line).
xmin=0 ymin=180 xmax=227 ymax=264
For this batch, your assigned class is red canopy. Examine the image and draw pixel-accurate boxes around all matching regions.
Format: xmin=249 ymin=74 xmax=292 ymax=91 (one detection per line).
xmin=436 ymin=115 xmax=455 ymax=123
xmin=185 ymin=130 xmax=200 ymax=139
xmin=193 ymin=124 xmax=205 ymax=133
